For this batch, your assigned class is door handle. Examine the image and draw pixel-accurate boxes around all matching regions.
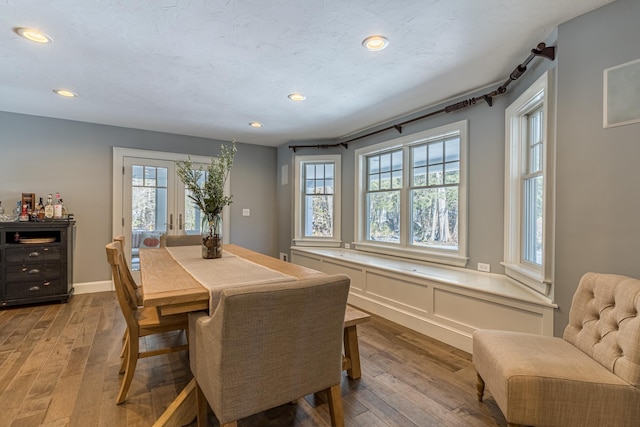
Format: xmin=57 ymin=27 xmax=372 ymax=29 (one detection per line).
xmin=179 ymin=214 xmax=183 ymax=230
xmin=169 ymin=213 xmax=174 ymax=230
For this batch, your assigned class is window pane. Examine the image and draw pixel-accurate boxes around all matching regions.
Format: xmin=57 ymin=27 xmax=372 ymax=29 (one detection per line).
xmin=444 ymin=161 xmax=460 ymax=184
xmin=305 ymin=179 xmax=315 ymax=194
xmin=380 ymin=153 xmax=391 ymax=172
xmin=428 ymin=141 xmax=443 ymax=165
xmin=445 ymin=138 xmax=460 ymax=162
xmin=325 ymin=164 xmax=334 ymax=179
xmin=144 ymin=167 xmax=157 ymax=186
xmin=380 ymin=172 xmax=391 ymax=190
xmin=413 ymin=145 xmax=427 ymax=168
xmin=411 ymin=187 xmax=458 ymax=249
xmin=367 ymin=191 xmax=400 ymax=243
xmin=392 ymin=151 xmax=403 ymax=171
xmin=132 ymin=165 xmax=144 ymax=186
xmin=304 ymin=195 xmax=333 ymax=237
xmin=413 ymin=166 xmax=426 ymax=186
xmin=369 ymin=174 xmax=379 ymax=191
xmin=316 ymin=164 xmax=325 ymax=179
xmin=392 ymin=170 xmax=402 ymax=188
xmin=305 ymin=164 xmax=315 ymax=179
xmin=428 ymin=165 xmax=442 ymax=185
xmin=523 ymin=176 xmax=543 ymax=265
xmin=368 ymin=156 xmax=379 ymax=174
xmin=325 ymin=179 xmax=334 ymax=193
xmin=157 ymin=167 xmax=168 ymax=187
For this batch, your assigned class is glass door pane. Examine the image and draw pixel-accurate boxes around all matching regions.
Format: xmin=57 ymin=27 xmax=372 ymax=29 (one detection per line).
xmin=124 ymin=158 xmax=174 ymax=272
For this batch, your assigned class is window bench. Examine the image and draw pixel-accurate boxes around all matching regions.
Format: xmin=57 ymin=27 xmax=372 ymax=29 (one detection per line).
xmin=291 ymin=247 xmax=557 ymax=353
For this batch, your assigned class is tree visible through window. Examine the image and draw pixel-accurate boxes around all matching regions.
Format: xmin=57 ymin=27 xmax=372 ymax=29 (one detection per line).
xmin=294 ymin=155 xmax=342 ymax=247
xmin=410 ymin=137 xmax=460 ymax=249
xmin=304 ymin=162 xmax=334 ymax=237
xmin=355 ymin=120 xmax=468 ymax=267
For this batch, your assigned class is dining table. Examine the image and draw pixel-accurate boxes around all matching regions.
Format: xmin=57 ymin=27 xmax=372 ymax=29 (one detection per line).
xmin=139 ymin=243 xmax=370 ymax=427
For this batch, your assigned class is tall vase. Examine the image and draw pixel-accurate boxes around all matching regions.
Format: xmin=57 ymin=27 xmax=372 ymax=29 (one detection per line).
xmin=202 ymin=214 xmax=223 ymax=259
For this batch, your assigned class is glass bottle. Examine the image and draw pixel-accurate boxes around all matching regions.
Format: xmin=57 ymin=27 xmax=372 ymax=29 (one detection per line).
xmin=37 ymin=197 xmax=45 ymax=220
xmin=54 ymin=193 xmax=63 ymax=219
xmin=44 ymin=194 xmax=54 ymax=219
xmin=0 ymin=201 xmax=4 ymax=215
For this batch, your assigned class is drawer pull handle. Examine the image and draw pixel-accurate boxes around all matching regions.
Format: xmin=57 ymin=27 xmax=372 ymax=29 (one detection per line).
xmin=43 ymin=281 xmax=50 ymax=286
xmin=28 ymin=269 xmax=40 ymax=274
xmin=29 ymin=286 xmax=41 ymax=292
xmin=29 ymin=252 xmax=40 ymax=257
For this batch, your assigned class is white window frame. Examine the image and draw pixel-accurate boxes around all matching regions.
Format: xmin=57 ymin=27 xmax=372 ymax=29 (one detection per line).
xmin=354 ymin=120 xmax=468 ymax=267
xmin=293 ymin=154 xmax=342 ymax=247
xmin=503 ymin=71 xmax=555 ymax=295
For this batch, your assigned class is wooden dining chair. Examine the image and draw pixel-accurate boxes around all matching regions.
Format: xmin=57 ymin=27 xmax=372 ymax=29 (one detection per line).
xmin=105 ymin=241 xmax=189 ymax=404
xmin=113 ymin=235 xmax=143 ymax=306
xmin=189 ymin=274 xmax=351 ymax=427
xmin=160 ymin=234 xmax=202 ymax=247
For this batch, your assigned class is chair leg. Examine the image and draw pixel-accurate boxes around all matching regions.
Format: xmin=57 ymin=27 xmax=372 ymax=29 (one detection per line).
xmin=326 ymin=384 xmax=344 ymax=427
xmin=195 ymin=380 xmax=208 ymax=427
xmin=117 ymin=333 xmax=139 ymax=404
xmin=476 ymin=372 xmax=485 ymax=402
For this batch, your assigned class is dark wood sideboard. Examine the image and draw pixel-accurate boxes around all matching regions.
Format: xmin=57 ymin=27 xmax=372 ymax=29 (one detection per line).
xmin=0 ymin=221 xmax=75 ymax=308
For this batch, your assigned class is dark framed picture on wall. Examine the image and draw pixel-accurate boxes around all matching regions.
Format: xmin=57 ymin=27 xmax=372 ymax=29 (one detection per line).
xmin=604 ymin=57 xmax=640 ymax=128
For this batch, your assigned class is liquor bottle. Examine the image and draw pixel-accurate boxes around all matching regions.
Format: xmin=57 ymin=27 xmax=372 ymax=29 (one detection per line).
xmin=19 ymin=204 xmax=29 ymax=222
xmin=14 ymin=201 xmax=21 ymax=216
xmin=59 ymin=199 xmax=67 ymax=218
xmin=37 ymin=197 xmax=45 ymax=220
xmin=0 ymin=201 xmax=4 ymax=215
xmin=44 ymin=194 xmax=54 ymax=219
xmin=54 ymin=193 xmax=63 ymax=219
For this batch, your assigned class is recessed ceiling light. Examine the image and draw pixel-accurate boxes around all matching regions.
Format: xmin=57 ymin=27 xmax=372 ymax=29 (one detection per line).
xmin=53 ymin=89 xmax=78 ymax=98
xmin=249 ymin=121 xmax=262 ymax=128
xmin=362 ymin=35 xmax=388 ymax=51
xmin=14 ymin=27 xmax=53 ymax=44
xmin=288 ymin=93 xmax=306 ymax=102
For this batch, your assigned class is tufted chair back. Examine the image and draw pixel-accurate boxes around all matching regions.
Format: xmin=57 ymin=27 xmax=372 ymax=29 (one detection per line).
xmin=563 ymin=272 xmax=640 ymax=388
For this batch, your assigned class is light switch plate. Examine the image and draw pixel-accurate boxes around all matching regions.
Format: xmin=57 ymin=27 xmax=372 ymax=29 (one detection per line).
xmin=242 ymin=209 xmax=250 ymax=216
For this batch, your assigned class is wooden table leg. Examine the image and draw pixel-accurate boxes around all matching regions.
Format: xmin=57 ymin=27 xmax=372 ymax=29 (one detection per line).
xmin=343 ymin=325 xmax=362 ymax=379
xmin=153 ymin=378 xmax=198 ymax=427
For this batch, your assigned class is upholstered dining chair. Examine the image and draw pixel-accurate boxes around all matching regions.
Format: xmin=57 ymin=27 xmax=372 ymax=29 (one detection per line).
xmin=473 ymin=272 xmax=640 ymax=427
xmin=189 ymin=274 xmax=351 ymax=427
xmin=105 ymin=241 xmax=189 ymax=404
xmin=160 ymin=234 xmax=202 ymax=247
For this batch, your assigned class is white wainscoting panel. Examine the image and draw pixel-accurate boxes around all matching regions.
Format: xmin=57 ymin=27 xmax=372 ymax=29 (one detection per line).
xmin=291 ymin=247 xmax=556 ymax=353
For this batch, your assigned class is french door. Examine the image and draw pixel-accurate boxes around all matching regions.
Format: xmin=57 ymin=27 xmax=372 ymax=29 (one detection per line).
xmin=112 ymin=148 xmax=230 ymax=280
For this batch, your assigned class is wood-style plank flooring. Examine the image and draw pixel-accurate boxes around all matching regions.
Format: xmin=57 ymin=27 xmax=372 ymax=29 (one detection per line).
xmin=0 ymin=292 xmax=507 ymax=426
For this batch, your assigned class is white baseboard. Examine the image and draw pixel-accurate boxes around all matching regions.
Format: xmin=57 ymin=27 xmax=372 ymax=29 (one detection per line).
xmin=73 ymin=280 xmax=113 ymax=295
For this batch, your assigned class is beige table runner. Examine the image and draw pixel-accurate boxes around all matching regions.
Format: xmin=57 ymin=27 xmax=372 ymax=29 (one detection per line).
xmin=165 ymin=246 xmax=296 ymax=309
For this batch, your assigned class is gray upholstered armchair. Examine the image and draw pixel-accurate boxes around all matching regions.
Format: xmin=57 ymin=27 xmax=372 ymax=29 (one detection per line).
xmin=473 ymin=272 xmax=640 ymax=427
xmin=189 ymin=274 xmax=351 ymax=427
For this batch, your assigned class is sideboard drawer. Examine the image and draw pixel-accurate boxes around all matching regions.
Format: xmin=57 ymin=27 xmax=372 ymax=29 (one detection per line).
xmin=5 ymin=246 xmax=61 ymax=263
xmin=5 ymin=279 xmax=63 ymax=299
xmin=5 ymin=264 xmax=61 ymax=282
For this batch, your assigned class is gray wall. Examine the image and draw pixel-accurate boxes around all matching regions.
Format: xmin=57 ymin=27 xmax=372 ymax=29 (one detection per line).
xmin=0 ymin=112 xmax=278 ymax=284
xmin=277 ymin=0 xmax=640 ymax=336
xmin=554 ymin=0 xmax=640 ymax=332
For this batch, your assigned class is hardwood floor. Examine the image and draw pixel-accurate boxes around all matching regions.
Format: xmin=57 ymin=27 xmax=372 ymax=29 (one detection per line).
xmin=0 ymin=292 xmax=507 ymax=427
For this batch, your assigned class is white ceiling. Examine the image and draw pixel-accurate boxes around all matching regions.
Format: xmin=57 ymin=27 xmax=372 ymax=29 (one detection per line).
xmin=1 ymin=0 xmax=613 ymax=147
